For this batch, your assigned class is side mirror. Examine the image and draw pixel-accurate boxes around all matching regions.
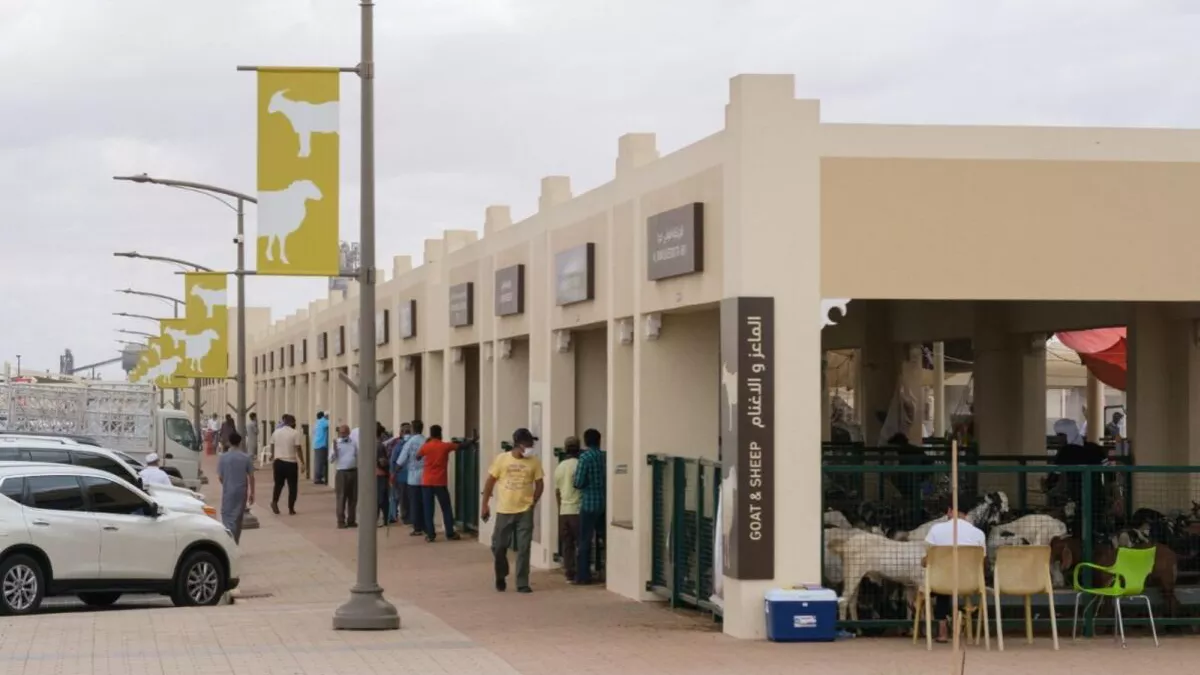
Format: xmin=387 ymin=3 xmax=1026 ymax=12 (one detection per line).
xmin=151 ymin=502 xmax=165 ymax=518
xmin=165 ymin=453 xmax=175 ymax=460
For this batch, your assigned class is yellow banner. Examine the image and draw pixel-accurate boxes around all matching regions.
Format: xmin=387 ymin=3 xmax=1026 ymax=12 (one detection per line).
xmin=142 ymin=337 xmax=189 ymax=389
xmin=180 ymin=273 xmax=230 ymax=378
xmin=257 ymin=68 xmax=340 ymax=276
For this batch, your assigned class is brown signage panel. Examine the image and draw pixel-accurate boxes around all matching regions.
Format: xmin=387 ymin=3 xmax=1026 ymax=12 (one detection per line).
xmin=375 ymin=309 xmax=390 ymax=346
xmin=449 ymin=282 xmax=474 ymax=327
xmin=647 ymin=203 xmax=704 ymax=281
xmin=301 ymin=338 xmax=308 ymax=364
xmin=494 ymin=264 xmax=525 ymax=316
xmin=718 ymin=296 xmax=775 ymax=581
xmin=399 ymin=299 xmax=417 ymax=339
xmin=317 ymin=332 xmax=327 ymax=360
xmin=334 ymin=326 xmax=345 ymax=356
xmin=555 ymin=243 xmax=595 ymax=306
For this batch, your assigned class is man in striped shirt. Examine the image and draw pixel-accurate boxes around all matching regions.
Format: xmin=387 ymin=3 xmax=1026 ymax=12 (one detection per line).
xmin=573 ymin=428 xmax=606 ymax=585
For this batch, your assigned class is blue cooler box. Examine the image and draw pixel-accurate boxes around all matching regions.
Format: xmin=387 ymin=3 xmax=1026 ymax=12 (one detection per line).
xmin=765 ymin=588 xmax=838 ymax=642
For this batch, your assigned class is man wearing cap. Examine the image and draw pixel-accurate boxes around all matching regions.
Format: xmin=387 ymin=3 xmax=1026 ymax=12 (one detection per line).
xmin=139 ymin=453 xmax=173 ymax=487
xmin=481 ymin=428 xmax=544 ymax=593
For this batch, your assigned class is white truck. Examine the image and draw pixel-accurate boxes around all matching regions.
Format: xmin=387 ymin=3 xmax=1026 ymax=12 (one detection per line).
xmin=0 ymin=380 xmax=203 ymax=488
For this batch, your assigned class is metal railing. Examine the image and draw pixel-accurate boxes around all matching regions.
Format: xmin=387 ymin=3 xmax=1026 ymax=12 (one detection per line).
xmin=647 ymin=454 xmax=721 ymax=615
xmin=452 ymin=438 xmax=480 ymax=533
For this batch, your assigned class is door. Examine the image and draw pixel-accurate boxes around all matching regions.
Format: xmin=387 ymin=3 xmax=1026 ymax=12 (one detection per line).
xmin=159 ymin=414 xmax=200 ymax=488
xmin=80 ymin=476 xmax=175 ymax=580
xmin=23 ymin=475 xmax=100 ymax=580
xmin=70 ymin=451 xmax=141 ymax=486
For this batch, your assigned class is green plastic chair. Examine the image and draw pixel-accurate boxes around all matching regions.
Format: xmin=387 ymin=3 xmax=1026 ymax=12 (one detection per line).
xmin=1071 ymin=546 xmax=1160 ymax=648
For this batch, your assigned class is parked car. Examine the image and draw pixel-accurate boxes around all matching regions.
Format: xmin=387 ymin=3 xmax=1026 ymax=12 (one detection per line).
xmin=0 ymin=437 xmax=214 ymax=517
xmin=0 ymin=432 xmax=188 ymax=484
xmin=0 ymin=463 xmax=239 ymax=614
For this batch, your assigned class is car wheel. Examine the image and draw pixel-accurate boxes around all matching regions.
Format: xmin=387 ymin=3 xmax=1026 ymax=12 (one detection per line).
xmin=171 ymin=551 xmax=225 ymax=607
xmin=0 ymin=554 xmax=45 ymax=616
xmin=78 ymin=592 xmax=121 ymax=607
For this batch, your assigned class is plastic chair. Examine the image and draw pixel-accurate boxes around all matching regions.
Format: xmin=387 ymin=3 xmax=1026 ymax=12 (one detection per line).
xmin=991 ymin=545 xmax=1059 ymax=650
xmin=912 ymin=546 xmax=991 ymax=651
xmin=1072 ymin=546 xmax=1159 ymax=648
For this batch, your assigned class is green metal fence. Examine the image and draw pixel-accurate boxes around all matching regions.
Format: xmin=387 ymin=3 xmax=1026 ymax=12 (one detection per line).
xmin=452 ymin=438 xmax=480 ymax=534
xmin=647 ymin=454 xmax=721 ymax=614
xmin=824 ymin=461 xmax=1200 ymax=634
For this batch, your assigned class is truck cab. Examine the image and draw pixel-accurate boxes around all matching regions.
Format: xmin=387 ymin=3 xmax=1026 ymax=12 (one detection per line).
xmin=150 ymin=408 xmax=202 ymax=489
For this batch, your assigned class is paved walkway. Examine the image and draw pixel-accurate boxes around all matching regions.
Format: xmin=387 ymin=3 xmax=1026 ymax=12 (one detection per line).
xmin=1 ymin=456 xmax=1198 ymax=674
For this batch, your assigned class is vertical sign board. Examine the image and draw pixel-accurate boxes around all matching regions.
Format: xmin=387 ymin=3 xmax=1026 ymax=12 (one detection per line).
xmin=494 ymin=264 xmax=525 ymax=316
xmin=449 ymin=282 xmax=474 ymax=327
xmin=334 ymin=326 xmax=345 ymax=356
xmin=399 ymin=300 xmax=417 ymax=339
xmin=718 ymin=296 xmax=775 ymax=580
xmin=301 ymin=338 xmax=308 ymax=364
xmin=317 ymin=332 xmax=327 ymax=360
xmin=646 ymin=203 xmax=704 ymax=280
xmin=555 ymin=243 xmax=595 ymax=306
xmin=375 ymin=309 xmax=389 ymax=346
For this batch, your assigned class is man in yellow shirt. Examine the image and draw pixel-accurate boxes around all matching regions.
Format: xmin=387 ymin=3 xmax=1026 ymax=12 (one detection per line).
xmin=554 ymin=436 xmax=582 ymax=582
xmin=482 ymin=427 xmax=544 ymax=593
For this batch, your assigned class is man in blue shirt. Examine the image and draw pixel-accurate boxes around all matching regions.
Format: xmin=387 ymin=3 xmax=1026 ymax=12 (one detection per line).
xmin=388 ymin=422 xmax=413 ymax=525
xmin=395 ymin=419 xmax=427 ymax=536
xmin=573 ymin=428 xmax=606 ymax=585
xmin=330 ymin=424 xmax=358 ymax=528
xmin=312 ymin=412 xmax=330 ymax=485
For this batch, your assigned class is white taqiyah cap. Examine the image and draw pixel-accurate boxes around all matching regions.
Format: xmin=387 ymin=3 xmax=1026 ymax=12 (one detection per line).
xmin=145 ymin=453 xmax=159 ymax=464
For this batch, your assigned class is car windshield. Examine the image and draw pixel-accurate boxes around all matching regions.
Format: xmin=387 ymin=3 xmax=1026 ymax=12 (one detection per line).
xmin=164 ymin=418 xmax=197 ymax=451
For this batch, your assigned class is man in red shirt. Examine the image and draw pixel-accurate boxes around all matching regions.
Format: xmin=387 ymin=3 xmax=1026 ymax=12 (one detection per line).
xmin=417 ymin=425 xmax=461 ymax=542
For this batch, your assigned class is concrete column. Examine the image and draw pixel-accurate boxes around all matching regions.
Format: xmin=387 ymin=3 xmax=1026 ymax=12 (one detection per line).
xmin=901 ymin=345 xmax=925 ymax=442
xmin=860 ymin=300 xmax=898 ymax=445
xmin=717 ymin=75 xmax=822 ymax=639
xmin=445 ymin=349 xmax=466 ymax=436
xmin=1086 ymin=373 xmax=1105 ymax=443
xmin=820 ymin=352 xmax=831 ymax=443
xmin=933 ymin=342 xmax=946 ymax=437
xmin=973 ymin=305 xmax=1046 ymax=456
xmin=347 ymin=365 xmax=359 ymax=430
xmin=540 ymin=334 xmax=576 ymax=569
xmin=396 ymin=357 xmax=417 ymax=423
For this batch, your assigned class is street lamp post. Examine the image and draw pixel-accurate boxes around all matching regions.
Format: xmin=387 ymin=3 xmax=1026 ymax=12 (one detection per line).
xmin=117 ymin=289 xmax=185 ymax=409
xmin=112 ymin=179 xmax=252 ymax=445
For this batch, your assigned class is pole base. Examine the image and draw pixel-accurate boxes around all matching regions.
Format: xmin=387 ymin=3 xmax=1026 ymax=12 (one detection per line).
xmin=332 ymin=588 xmax=400 ymax=631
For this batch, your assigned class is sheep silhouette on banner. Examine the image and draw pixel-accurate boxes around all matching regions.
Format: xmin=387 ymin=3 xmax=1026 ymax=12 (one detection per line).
xmin=144 ymin=356 xmax=182 ymax=386
xmin=163 ymin=327 xmax=220 ymax=372
xmin=267 ymin=89 xmax=338 ymax=158
xmin=189 ymin=284 xmax=227 ymax=319
xmin=259 ymin=179 xmax=323 ymax=266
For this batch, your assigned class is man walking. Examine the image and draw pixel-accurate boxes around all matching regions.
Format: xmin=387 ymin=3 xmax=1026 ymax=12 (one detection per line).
xmin=574 ymin=428 xmax=606 ymax=585
xmin=330 ymin=424 xmax=358 ymax=528
xmin=270 ymin=414 xmax=305 ymax=515
xmin=217 ymin=430 xmax=255 ymax=543
xmin=395 ymin=420 xmax=427 ymax=537
xmin=245 ymin=412 xmax=259 ymax=461
xmin=312 ymin=411 xmax=330 ymax=485
xmin=417 ymin=424 xmax=461 ymax=542
xmin=554 ymin=436 xmax=582 ymax=581
xmin=482 ymin=428 xmax=544 ymax=593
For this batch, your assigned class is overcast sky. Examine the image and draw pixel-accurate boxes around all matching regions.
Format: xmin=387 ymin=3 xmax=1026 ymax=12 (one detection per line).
xmin=2 ymin=0 xmax=1197 ymax=378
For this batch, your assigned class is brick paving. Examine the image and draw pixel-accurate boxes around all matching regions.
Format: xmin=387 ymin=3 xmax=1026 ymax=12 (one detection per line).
xmin=1 ymin=455 xmax=1198 ymax=674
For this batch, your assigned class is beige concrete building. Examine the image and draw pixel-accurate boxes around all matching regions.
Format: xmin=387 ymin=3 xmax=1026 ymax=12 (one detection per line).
xmin=248 ymin=73 xmax=1200 ymax=639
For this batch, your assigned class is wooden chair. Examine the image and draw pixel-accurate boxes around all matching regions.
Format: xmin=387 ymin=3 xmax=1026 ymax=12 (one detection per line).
xmin=991 ymin=545 xmax=1060 ymax=651
xmin=912 ymin=545 xmax=991 ymax=651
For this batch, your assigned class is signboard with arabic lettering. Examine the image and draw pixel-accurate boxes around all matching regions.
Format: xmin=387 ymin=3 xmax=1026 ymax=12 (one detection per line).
xmin=647 ymin=203 xmax=704 ymax=281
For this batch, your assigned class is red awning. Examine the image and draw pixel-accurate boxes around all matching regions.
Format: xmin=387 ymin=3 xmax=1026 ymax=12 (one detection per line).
xmin=1056 ymin=328 xmax=1127 ymax=391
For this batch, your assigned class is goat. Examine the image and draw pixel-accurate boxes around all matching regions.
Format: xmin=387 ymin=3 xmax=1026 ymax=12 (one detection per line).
xmin=1050 ymin=535 xmax=1178 ymax=619
xmin=267 ymin=89 xmax=339 ymax=158
xmin=823 ymin=509 xmax=855 ymax=530
xmin=259 ymin=180 xmax=323 ymax=266
xmin=189 ymin=285 xmax=227 ymax=319
xmin=986 ymin=514 xmax=1069 ymax=586
xmin=829 ymin=530 xmax=923 ymax=622
xmin=172 ymin=329 xmax=220 ymax=371
xmin=897 ymin=491 xmax=1010 ymax=542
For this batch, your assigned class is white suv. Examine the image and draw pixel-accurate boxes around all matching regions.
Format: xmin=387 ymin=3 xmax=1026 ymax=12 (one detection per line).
xmin=0 ymin=464 xmax=239 ymax=614
xmin=0 ymin=437 xmax=215 ymax=518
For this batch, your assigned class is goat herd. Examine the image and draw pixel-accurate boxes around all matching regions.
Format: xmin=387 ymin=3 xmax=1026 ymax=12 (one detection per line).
xmin=822 ymin=489 xmax=1200 ymax=630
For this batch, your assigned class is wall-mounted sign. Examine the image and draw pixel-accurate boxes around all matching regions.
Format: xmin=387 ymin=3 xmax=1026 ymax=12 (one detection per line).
xmin=334 ymin=326 xmax=345 ymax=356
xmin=718 ymin=296 xmax=775 ymax=581
xmin=555 ymin=243 xmax=595 ymax=306
xmin=278 ymin=347 xmax=285 ymax=369
xmin=647 ymin=202 xmax=704 ymax=281
xmin=317 ymin=332 xmax=328 ymax=360
xmin=449 ymin=282 xmax=474 ymax=327
xmin=494 ymin=264 xmax=525 ymax=316
xmin=349 ymin=318 xmax=359 ymax=352
xmin=253 ymin=356 xmax=259 ymax=374
xmin=399 ymin=299 xmax=416 ymax=339
xmin=288 ymin=344 xmax=295 ymax=367
xmin=376 ymin=309 xmax=390 ymax=346
xmin=301 ymin=338 xmax=308 ymax=364
xmin=269 ymin=351 xmax=275 ymax=372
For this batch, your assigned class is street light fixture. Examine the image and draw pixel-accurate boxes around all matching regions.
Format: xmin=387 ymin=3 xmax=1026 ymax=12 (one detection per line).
xmin=116 ymin=329 xmax=156 ymax=339
xmin=113 ymin=251 xmax=215 ymax=273
xmin=113 ymin=311 xmax=169 ymax=324
xmin=112 ymin=178 xmax=252 ymax=444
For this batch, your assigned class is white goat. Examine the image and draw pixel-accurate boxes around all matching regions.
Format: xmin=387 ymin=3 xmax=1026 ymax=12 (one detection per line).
xmin=830 ymin=531 xmax=924 ymax=621
xmin=823 ymin=509 xmax=855 ymax=530
xmin=189 ymin=285 xmax=226 ymax=319
xmin=173 ymin=329 xmax=220 ymax=371
xmin=897 ymin=492 xmax=1010 ymax=542
xmin=259 ymin=180 xmax=323 ymax=266
xmin=268 ymin=89 xmax=339 ymax=158
xmin=986 ymin=514 xmax=1069 ymax=586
